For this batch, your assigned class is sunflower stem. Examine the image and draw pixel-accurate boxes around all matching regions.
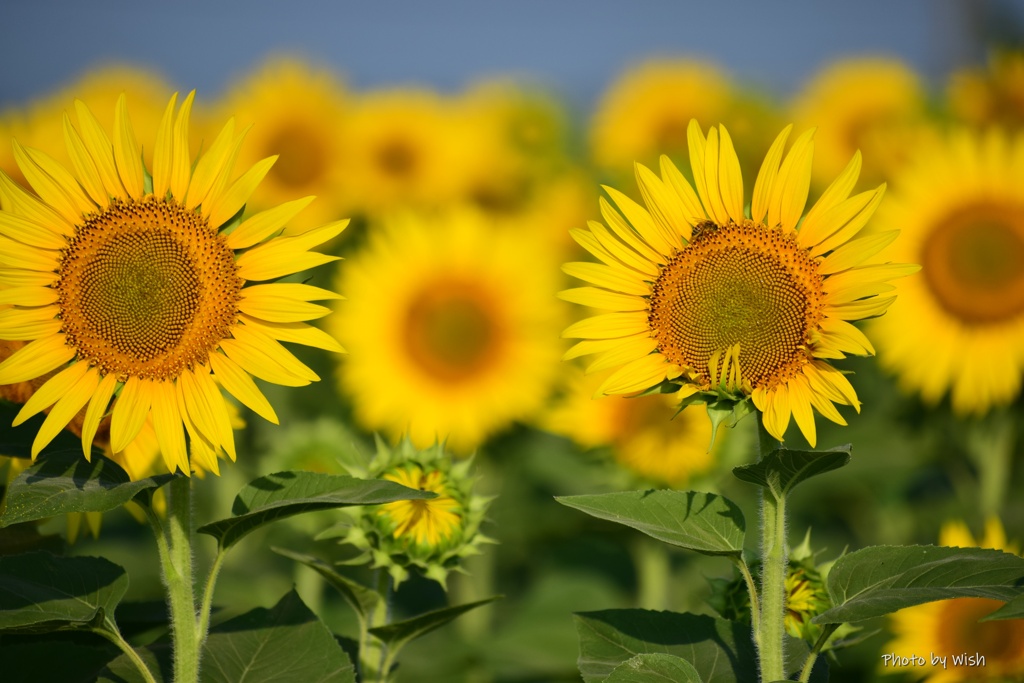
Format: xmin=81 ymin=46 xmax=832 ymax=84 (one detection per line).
xmin=196 ymin=549 xmax=227 ymax=651
xmin=633 ymin=536 xmax=670 ymax=610
xmin=358 ymin=569 xmax=392 ymax=683
xmin=967 ymin=413 xmax=1014 ymax=517
xmin=798 ymin=623 xmax=838 ymax=683
xmin=162 ymin=475 xmax=200 ymax=683
xmin=755 ymin=414 xmax=787 ymax=682
xmin=92 ymin=624 xmax=158 ymax=683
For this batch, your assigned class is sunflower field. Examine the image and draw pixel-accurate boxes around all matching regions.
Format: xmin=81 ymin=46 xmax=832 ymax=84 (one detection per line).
xmin=2 ymin=3 xmax=1024 ymax=683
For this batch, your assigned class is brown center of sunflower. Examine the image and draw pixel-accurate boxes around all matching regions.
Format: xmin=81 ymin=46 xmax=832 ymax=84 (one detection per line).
xmin=266 ymin=121 xmax=327 ymax=189
xmin=403 ymin=279 xmax=503 ymax=382
xmin=921 ymin=203 xmax=1024 ymax=325
xmin=648 ymin=219 xmax=825 ymax=390
xmin=938 ymin=598 xmax=1024 ymax=663
xmin=376 ymin=138 xmax=417 ymax=178
xmin=57 ymin=198 xmax=242 ymax=382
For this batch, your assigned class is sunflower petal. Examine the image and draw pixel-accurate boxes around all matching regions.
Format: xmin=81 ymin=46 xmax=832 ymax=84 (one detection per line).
xmin=798 ymin=151 xmax=862 ymax=248
xmin=687 ymin=120 xmax=713 ymax=219
xmin=701 ymin=127 xmax=730 ymax=225
xmin=0 ymin=334 xmax=75 ymax=384
xmin=751 ymin=125 xmax=792 ymax=223
xmin=0 ymin=210 xmax=66 ymax=249
xmin=586 ymin=221 xmax=661 ymax=275
xmin=634 ymin=163 xmax=685 ymax=249
xmin=587 ymin=337 xmax=659 ymax=373
xmin=603 ymin=185 xmax=676 ymax=257
xmin=562 ymin=334 xmax=650 ymax=361
xmin=717 ymin=125 xmax=745 ymax=223
xmin=0 ymin=171 xmax=75 ymax=235
xmin=570 ymin=229 xmax=656 ymax=277
xmin=562 ymin=312 xmax=650 ymax=339
xmin=0 ymin=286 xmax=59 ymax=307
xmin=151 ymin=381 xmax=189 ymax=475
xmin=186 ymin=118 xmax=237 ymax=210
xmin=209 ymin=352 xmax=279 ymax=424
xmin=562 ymin=262 xmax=650 ymax=295
xmin=74 ymin=100 xmax=127 ymax=200
xmin=110 ymin=376 xmax=153 ymax=454
xmin=113 ymin=94 xmax=144 ymax=198
xmin=769 ymin=128 xmax=815 ymax=232
xmin=225 ymin=196 xmax=316 ymax=250
xmin=151 ymin=92 xmax=179 ymax=198
xmin=170 ymin=90 xmax=196 ymax=199
xmin=12 ymin=141 xmax=94 ymax=223
xmin=31 ymin=368 xmax=99 ymax=459
xmin=596 ymin=353 xmax=670 ymax=395
xmin=787 ymin=377 xmax=817 ymax=448
xmin=557 ymin=287 xmax=647 ymax=311
xmin=239 ymin=314 xmax=345 ymax=353
xmin=81 ymin=373 xmax=118 ymax=459
xmin=809 ymin=186 xmax=886 ymax=258
xmin=13 ymin=361 xmax=90 ymax=426
xmin=763 ymin=383 xmax=791 ymax=441
xmin=63 ymin=113 xmax=108 ymax=206
xmin=818 ymin=230 xmax=901 ymax=274
xmin=206 ymin=156 xmax=278 ymax=228
xmin=598 ymin=198 xmax=666 ymax=264
xmin=659 ymin=155 xmax=706 ymax=234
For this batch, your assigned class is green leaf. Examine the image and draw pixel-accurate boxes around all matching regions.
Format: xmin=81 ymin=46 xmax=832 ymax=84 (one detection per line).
xmin=197 ymin=471 xmax=434 ymax=550
xmin=0 ymin=632 xmax=123 ymax=683
xmin=272 ymin=547 xmax=380 ymax=628
xmin=556 ymin=491 xmax=744 ymax=557
xmin=605 ymin=653 xmax=702 ymax=683
xmin=0 ymin=552 xmax=127 ymax=632
xmin=574 ymin=610 xmax=757 ymax=683
xmin=732 ymin=445 xmax=850 ymax=499
xmin=200 ymin=589 xmax=355 ymax=683
xmin=98 ymin=643 xmax=171 ymax=683
xmin=981 ymin=592 xmax=1024 ymax=621
xmin=815 ymin=545 xmax=1024 ymax=623
xmin=368 ymin=596 xmax=502 ymax=657
xmin=0 ymin=449 xmax=175 ymax=527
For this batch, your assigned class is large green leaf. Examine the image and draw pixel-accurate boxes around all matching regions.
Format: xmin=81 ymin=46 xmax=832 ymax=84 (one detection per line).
xmin=272 ymin=547 xmax=380 ymax=628
xmin=575 ymin=610 xmax=816 ymax=683
xmin=605 ymin=653 xmax=702 ymax=683
xmin=732 ymin=446 xmax=850 ymax=499
xmin=98 ymin=643 xmax=171 ymax=683
xmin=197 ymin=471 xmax=434 ymax=549
xmin=982 ymin=592 xmax=1024 ymax=621
xmin=556 ymin=491 xmax=744 ymax=557
xmin=0 ymin=552 xmax=127 ymax=632
xmin=200 ymin=589 xmax=355 ymax=683
xmin=575 ymin=610 xmax=757 ymax=683
xmin=369 ymin=596 xmax=502 ymax=656
xmin=0 ymin=450 xmax=175 ymax=527
xmin=815 ymin=545 xmax=1024 ymax=623
xmin=0 ymin=632 xmax=122 ymax=683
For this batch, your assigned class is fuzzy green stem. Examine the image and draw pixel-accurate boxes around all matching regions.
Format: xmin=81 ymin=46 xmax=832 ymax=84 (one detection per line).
xmin=733 ymin=556 xmax=760 ymax=636
xmin=756 ymin=414 xmax=787 ymax=682
xmin=164 ymin=476 xmax=199 ymax=683
xmin=798 ymin=623 xmax=838 ymax=683
xmin=633 ymin=536 xmax=671 ymax=610
xmin=93 ymin=625 xmax=158 ymax=683
xmin=197 ymin=549 xmax=227 ymax=650
xmin=358 ymin=570 xmax=392 ymax=683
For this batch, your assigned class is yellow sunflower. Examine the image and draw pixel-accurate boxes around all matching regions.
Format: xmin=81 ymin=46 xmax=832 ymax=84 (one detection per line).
xmin=792 ymin=57 xmax=929 ymax=188
xmin=0 ymin=65 xmax=180 ymax=187
xmin=948 ymin=50 xmax=1024 ymax=127
xmin=870 ymin=130 xmax=1024 ymax=414
xmin=0 ymin=92 xmax=346 ymax=476
xmin=331 ymin=210 xmax=563 ymax=453
xmin=379 ymin=464 xmax=462 ymax=551
xmin=884 ymin=518 xmax=1024 ymax=682
xmin=562 ymin=120 xmax=917 ymax=447
xmin=341 ymin=89 xmax=478 ymax=215
xmin=590 ymin=60 xmax=733 ymax=172
xmin=215 ymin=58 xmax=350 ymax=233
xmin=544 ymin=366 xmax=715 ymax=487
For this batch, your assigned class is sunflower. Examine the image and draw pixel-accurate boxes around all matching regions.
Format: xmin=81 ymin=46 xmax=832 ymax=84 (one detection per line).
xmin=562 ymin=120 xmax=916 ymax=446
xmin=884 ymin=518 xmax=1024 ymax=682
xmin=948 ymin=50 xmax=1024 ymax=127
xmin=543 ymin=366 xmax=715 ymax=487
xmin=215 ymin=58 xmax=350 ymax=233
xmin=870 ymin=130 xmax=1024 ymax=414
xmin=792 ymin=58 xmax=929 ymax=188
xmin=341 ymin=89 xmax=478 ymax=216
xmin=332 ymin=210 xmax=563 ymax=453
xmin=379 ymin=464 xmax=462 ymax=551
xmin=590 ymin=60 xmax=733 ymax=173
xmin=0 ymin=92 xmax=346 ymax=476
